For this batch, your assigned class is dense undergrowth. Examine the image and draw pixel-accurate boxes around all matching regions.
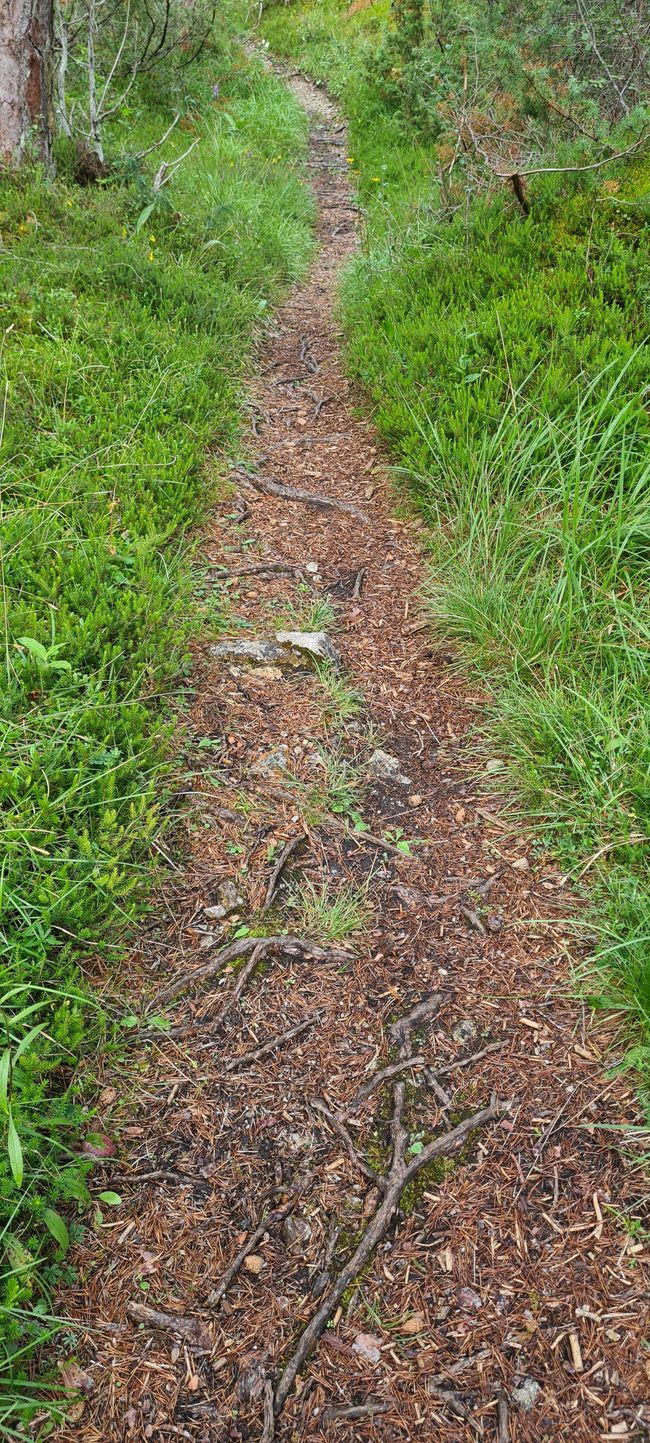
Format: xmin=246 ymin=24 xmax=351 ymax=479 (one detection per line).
xmin=261 ymin=0 xmax=650 ymax=1107
xmin=0 ymin=21 xmax=313 ymax=1424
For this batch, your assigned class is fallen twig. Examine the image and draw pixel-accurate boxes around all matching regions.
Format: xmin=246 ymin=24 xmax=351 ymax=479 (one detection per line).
xmin=497 ymin=1392 xmax=509 ymax=1443
xmin=225 ymin=1014 xmax=319 ymax=1071
xmin=262 ymin=834 xmax=305 ymax=912
xmin=352 ymin=567 xmax=366 ymax=600
xmin=323 ymin=1401 xmax=390 ymax=1421
xmin=126 ymin=1301 xmax=211 ymax=1350
xmin=208 ymin=1193 xmax=301 ymax=1308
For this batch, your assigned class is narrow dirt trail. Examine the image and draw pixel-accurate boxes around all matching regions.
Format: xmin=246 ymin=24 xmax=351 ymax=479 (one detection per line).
xmin=60 ymin=72 xmax=647 ymax=1443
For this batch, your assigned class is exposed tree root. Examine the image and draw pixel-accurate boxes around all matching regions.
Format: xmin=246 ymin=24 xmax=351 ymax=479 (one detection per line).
xmin=268 ymin=994 xmax=511 ymax=1420
xmin=208 ymin=1190 xmax=306 ymax=1308
xmin=236 ymin=465 xmax=369 ymax=523
xmin=155 ymin=934 xmax=352 ymax=1007
xmin=262 ymin=833 xmax=306 ymax=912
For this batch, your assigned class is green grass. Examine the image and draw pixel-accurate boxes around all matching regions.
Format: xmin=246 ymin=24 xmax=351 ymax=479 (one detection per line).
xmin=0 ymin=17 xmax=314 ymax=1413
xmin=261 ymin=0 xmax=650 ymax=1106
xmin=288 ymin=877 xmax=371 ymax=939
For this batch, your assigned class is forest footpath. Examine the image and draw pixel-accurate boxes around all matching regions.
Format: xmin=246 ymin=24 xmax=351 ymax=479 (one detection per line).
xmin=50 ymin=57 xmax=649 ymax=1443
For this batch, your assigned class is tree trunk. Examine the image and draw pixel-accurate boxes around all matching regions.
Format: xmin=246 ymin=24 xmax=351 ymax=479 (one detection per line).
xmin=0 ymin=0 xmax=53 ymax=166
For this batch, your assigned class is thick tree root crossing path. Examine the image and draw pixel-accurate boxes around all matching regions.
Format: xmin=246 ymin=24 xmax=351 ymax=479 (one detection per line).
xmin=60 ymin=70 xmax=648 ymax=1443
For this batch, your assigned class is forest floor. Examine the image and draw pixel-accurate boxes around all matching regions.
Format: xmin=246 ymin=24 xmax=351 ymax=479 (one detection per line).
xmin=56 ymin=68 xmax=649 ymax=1443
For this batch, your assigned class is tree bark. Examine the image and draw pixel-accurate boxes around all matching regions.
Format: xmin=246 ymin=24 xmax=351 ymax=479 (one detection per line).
xmin=0 ymin=0 xmax=53 ymax=166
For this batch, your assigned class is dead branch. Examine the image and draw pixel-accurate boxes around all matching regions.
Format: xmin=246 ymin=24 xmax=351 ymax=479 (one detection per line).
xmin=225 ymin=1014 xmax=319 ymax=1072
xmin=126 ymin=1300 xmax=211 ymax=1350
xmin=235 ymin=467 xmax=369 ymax=523
xmin=153 ymin=136 xmax=200 ymax=190
xmin=262 ymin=834 xmax=306 ymax=912
xmin=352 ymin=567 xmax=366 ymax=600
xmin=323 ymin=1402 xmax=390 ymax=1421
xmin=134 ymin=111 xmax=180 ymax=160
xmin=155 ymin=934 xmax=353 ymax=1007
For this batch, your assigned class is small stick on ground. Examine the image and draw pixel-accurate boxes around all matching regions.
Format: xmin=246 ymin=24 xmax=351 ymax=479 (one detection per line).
xmin=225 ymin=1014 xmax=319 ymax=1072
xmin=208 ymin=1194 xmax=301 ymax=1308
xmin=262 ymin=834 xmax=305 ymax=913
xmin=323 ymin=1402 xmax=390 ymax=1421
xmin=125 ymin=1301 xmax=211 ymax=1351
xmin=237 ymin=467 xmax=369 ymax=523
xmin=352 ymin=567 xmax=366 ymax=599
xmin=497 ymin=1392 xmax=510 ymax=1443
xmin=344 ymin=827 xmax=420 ymax=860
xmin=155 ymin=934 xmax=352 ymax=1007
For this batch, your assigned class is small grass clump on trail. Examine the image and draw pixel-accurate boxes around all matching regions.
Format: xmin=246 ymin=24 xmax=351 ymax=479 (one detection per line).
xmin=262 ymin=0 xmax=650 ymax=1102
xmin=0 ymin=17 xmax=314 ymax=1412
xmin=288 ymin=878 xmax=371 ymax=940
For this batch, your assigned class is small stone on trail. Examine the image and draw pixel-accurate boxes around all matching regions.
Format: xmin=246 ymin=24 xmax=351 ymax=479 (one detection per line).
xmin=210 ymin=638 xmax=285 ymax=665
xmin=458 ymin=1286 xmax=482 ymax=1312
xmin=211 ymin=631 xmax=341 ymax=669
xmin=452 ymin=1018 xmax=478 ymax=1045
xmin=305 ymin=561 xmax=319 ymax=574
xmin=204 ymin=880 xmax=244 ymax=921
xmin=250 ymin=745 xmax=290 ymax=777
xmin=511 ymin=1375 xmax=541 ymax=1412
xmin=243 ymin=1254 xmax=265 ymax=1275
xmin=512 ymin=856 xmax=530 ymax=872
xmin=282 ymin=1215 xmax=312 ymax=1251
xmin=352 ymin=1332 xmax=382 ymax=1364
xmin=275 ymin=629 xmax=341 ymax=666
xmin=368 ymin=749 xmax=411 ymax=786
xmin=399 ymin=1312 xmax=426 ymax=1334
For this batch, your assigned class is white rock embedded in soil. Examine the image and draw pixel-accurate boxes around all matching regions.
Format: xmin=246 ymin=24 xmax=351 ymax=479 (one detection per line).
xmin=368 ymin=749 xmax=412 ymax=786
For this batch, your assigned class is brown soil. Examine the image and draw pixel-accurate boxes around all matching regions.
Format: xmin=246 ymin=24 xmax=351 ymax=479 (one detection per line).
xmin=57 ymin=70 xmax=648 ymax=1443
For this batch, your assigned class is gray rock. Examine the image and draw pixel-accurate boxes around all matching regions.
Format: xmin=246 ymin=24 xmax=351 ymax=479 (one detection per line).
xmin=204 ymin=880 xmax=244 ymax=921
xmin=250 ymin=745 xmax=290 ymax=778
xmin=210 ymin=638 xmax=285 ymax=665
xmin=282 ymin=1215 xmax=312 ymax=1252
xmin=452 ymin=1018 xmax=478 ymax=1045
xmin=211 ymin=631 xmax=341 ymax=671
xmin=511 ymin=1376 xmax=541 ymax=1412
xmin=275 ymin=630 xmax=341 ymax=667
xmin=368 ymin=749 xmax=412 ymax=786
